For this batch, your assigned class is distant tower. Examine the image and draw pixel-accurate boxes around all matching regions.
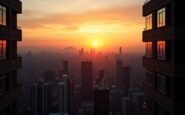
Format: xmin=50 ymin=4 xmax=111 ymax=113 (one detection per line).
xmin=31 ymin=81 xmax=51 ymax=115
xmin=116 ymin=59 xmax=123 ymax=89
xmin=123 ymin=66 xmax=130 ymax=96
xmin=94 ymin=89 xmax=109 ymax=115
xmin=96 ymin=69 xmax=104 ymax=87
xmin=119 ymin=47 xmax=122 ymax=56
xmin=63 ymin=60 xmax=68 ymax=75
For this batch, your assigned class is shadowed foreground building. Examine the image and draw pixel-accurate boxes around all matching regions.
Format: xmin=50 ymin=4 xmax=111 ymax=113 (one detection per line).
xmin=0 ymin=0 xmax=22 ymax=114
xmin=143 ymin=0 xmax=185 ymax=114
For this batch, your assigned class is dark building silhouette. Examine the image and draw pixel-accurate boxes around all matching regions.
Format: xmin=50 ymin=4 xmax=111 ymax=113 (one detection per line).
xmin=116 ymin=59 xmax=123 ymax=90
xmin=81 ymin=61 xmax=93 ymax=102
xmin=96 ymin=69 xmax=104 ymax=86
xmin=81 ymin=61 xmax=93 ymax=115
xmin=31 ymin=81 xmax=51 ymax=115
xmin=0 ymin=0 xmax=22 ymax=114
xmin=94 ymin=89 xmax=109 ymax=115
xmin=63 ymin=60 xmax=68 ymax=75
xmin=123 ymin=66 xmax=130 ymax=96
xmin=143 ymin=0 xmax=185 ymax=114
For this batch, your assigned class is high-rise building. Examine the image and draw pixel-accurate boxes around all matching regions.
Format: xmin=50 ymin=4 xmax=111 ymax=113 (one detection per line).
xmin=96 ymin=69 xmax=104 ymax=87
xmin=94 ymin=89 xmax=109 ymax=115
xmin=143 ymin=0 xmax=185 ymax=114
xmin=81 ymin=61 xmax=93 ymax=102
xmin=81 ymin=61 xmax=93 ymax=115
xmin=63 ymin=61 xmax=68 ymax=75
xmin=0 ymin=0 xmax=22 ymax=114
xmin=116 ymin=59 xmax=123 ymax=90
xmin=123 ymin=66 xmax=130 ymax=96
xmin=58 ymin=75 xmax=72 ymax=115
xmin=31 ymin=81 xmax=51 ymax=115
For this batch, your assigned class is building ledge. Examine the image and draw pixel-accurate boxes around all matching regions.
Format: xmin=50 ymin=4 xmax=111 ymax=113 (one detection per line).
xmin=0 ymin=0 xmax=22 ymax=13
xmin=0 ymin=26 xmax=22 ymax=41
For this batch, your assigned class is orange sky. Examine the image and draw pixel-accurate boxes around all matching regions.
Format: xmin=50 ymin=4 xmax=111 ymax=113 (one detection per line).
xmin=18 ymin=0 xmax=145 ymax=52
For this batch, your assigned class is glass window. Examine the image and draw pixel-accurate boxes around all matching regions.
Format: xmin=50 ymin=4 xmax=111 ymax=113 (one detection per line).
xmin=145 ymin=14 xmax=152 ymax=30
xmin=157 ymin=74 xmax=166 ymax=94
xmin=157 ymin=8 xmax=166 ymax=28
xmin=0 ymin=40 xmax=6 ymax=60
xmin=157 ymin=41 xmax=166 ymax=60
xmin=145 ymin=42 xmax=153 ymax=57
xmin=0 ymin=5 xmax=6 ymax=26
xmin=146 ymin=70 xmax=154 ymax=87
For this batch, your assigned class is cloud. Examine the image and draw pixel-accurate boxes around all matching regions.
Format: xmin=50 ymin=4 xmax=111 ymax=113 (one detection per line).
xmin=19 ymin=5 xmax=143 ymax=31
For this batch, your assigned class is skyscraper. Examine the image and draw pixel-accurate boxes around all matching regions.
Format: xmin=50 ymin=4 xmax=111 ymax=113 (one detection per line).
xmin=81 ymin=61 xmax=93 ymax=102
xmin=123 ymin=66 xmax=130 ymax=96
xmin=0 ymin=0 xmax=22 ymax=114
xmin=63 ymin=60 xmax=68 ymax=75
xmin=31 ymin=81 xmax=51 ymax=115
xmin=81 ymin=61 xmax=93 ymax=115
xmin=58 ymin=74 xmax=72 ymax=115
xmin=94 ymin=89 xmax=109 ymax=115
xmin=143 ymin=0 xmax=185 ymax=114
xmin=116 ymin=59 xmax=123 ymax=90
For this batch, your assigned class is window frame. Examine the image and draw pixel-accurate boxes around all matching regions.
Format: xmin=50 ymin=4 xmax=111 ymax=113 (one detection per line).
xmin=145 ymin=14 xmax=153 ymax=30
xmin=0 ymin=40 xmax=6 ymax=60
xmin=157 ymin=8 xmax=166 ymax=28
xmin=157 ymin=41 xmax=166 ymax=60
xmin=156 ymin=74 xmax=166 ymax=95
xmin=0 ymin=5 xmax=6 ymax=26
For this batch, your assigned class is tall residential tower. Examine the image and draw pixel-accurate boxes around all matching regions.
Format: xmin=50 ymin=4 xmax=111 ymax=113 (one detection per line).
xmin=143 ymin=0 xmax=185 ymax=114
xmin=0 ymin=0 xmax=22 ymax=114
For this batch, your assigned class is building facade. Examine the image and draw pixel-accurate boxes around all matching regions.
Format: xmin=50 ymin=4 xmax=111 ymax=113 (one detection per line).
xmin=143 ymin=0 xmax=185 ymax=114
xmin=0 ymin=0 xmax=22 ymax=114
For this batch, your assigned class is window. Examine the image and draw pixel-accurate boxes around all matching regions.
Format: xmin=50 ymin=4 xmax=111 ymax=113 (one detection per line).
xmin=157 ymin=41 xmax=166 ymax=60
xmin=145 ymin=70 xmax=154 ymax=87
xmin=0 ymin=40 xmax=6 ymax=60
xmin=157 ymin=74 xmax=166 ymax=94
xmin=0 ymin=5 xmax=6 ymax=26
xmin=145 ymin=42 xmax=153 ymax=57
xmin=0 ymin=76 xmax=6 ymax=96
xmin=145 ymin=14 xmax=152 ymax=30
xmin=157 ymin=8 xmax=166 ymax=28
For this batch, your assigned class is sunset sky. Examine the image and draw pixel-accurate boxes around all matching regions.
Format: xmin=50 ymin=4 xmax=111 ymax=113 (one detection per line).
xmin=19 ymin=0 xmax=145 ymax=52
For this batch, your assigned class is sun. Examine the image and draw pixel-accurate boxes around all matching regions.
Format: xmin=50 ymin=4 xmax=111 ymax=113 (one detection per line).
xmin=92 ymin=41 xmax=99 ymax=48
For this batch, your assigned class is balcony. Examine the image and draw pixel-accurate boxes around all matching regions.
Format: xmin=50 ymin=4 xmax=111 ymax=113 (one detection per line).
xmin=143 ymin=26 xmax=174 ymax=42
xmin=0 ymin=57 xmax=22 ymax=75
xmin=0 ymin=85 xmax=21 ymax=110
xmin=143 ymin=0 xmax=171 ymax=16
xmin=143 ymin=83 xmax=174 ymax=114
xmin=143 ymin=56 xmax=174 ymax=76
xmin=0 ymin=0 xmax=22 ymax=13
xmin=0 ymin=26 xmax=22 ymax=41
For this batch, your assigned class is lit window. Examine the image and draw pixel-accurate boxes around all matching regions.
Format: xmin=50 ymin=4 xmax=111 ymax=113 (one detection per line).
xmin=157 ymin=41 xmax=166 ymax=60
xmin=157 ymin=8 xmax=166 ymax=28
xmin=157 ymin=74 xmax=166 ymax=94
xmin=145 ymin=42 xmax=153 ymax=57
xmin=145 ymin=14 xmax=152 ymax=30
xmin=0 ymin=5 xmax=6 ymax=26
xmin=0 ymin=40 xmax=6 ymax=60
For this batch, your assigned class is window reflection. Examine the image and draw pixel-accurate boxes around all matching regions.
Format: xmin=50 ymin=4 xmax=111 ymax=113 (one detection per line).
xmin=157 ymin=8 xmax=166 ymax=28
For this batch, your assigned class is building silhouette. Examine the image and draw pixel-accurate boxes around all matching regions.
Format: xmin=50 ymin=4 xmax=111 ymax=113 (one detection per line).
xmin=116 ymin=59 xmax=123 ymax=90
xmin=81 ymin=61 xmax=93 ymax=115
xmin=94 ymin=89 xmax=109 ymax=115
xmin=0 ymin=0 xmax=22 ymax=114
xmin=63 ymin=60 xmax=68 ymax=75
xmin=123 ymin=66 xmax=130 ymax=96
xmin=31 ymin=81 xmax=51 ymax=115
xmin=143 ymin=0 xmax=185 ymax=114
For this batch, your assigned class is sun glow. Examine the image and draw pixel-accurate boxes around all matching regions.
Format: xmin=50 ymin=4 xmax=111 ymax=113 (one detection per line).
xmin=92 ymin=40 xmax=100 ymax=48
